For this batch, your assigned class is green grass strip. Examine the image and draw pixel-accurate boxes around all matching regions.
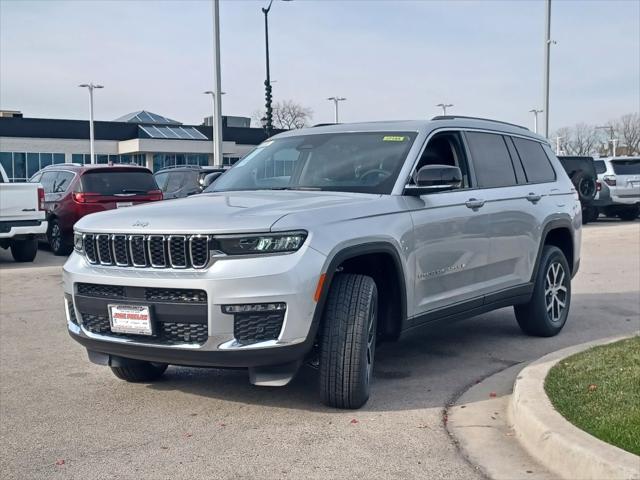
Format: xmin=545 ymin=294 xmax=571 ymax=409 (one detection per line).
xmin=545 ymin=336 xmax=640 ymax=456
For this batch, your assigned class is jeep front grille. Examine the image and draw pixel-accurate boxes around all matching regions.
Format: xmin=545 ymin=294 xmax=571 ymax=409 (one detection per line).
xmin=81 ymin=234 xmax=211 ymax=269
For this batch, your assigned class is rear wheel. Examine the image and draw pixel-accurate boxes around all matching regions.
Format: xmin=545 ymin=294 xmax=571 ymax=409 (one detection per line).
xmin=110 ymin=362 xmax=168 ymax=382
xmin=618 ymin=206 xmax=639 ymax=221
xmin=319 ymin=273 xmax=377 ymax=409
xmin=515 ymin=246 xmax=571 ymax=337
xmin=47 ymin=219 xmax=72 ymax=256
xmin=10 ymin=238 xmax=38 ymax=262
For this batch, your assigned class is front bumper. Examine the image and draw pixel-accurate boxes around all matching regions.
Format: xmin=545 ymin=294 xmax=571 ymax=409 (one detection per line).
xmin=63 ymin=244 xmax=327 ymax=368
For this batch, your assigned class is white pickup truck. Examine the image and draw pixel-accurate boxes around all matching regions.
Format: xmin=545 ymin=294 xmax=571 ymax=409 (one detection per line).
xmin=0 ymin=165 xmax=47 ymax=262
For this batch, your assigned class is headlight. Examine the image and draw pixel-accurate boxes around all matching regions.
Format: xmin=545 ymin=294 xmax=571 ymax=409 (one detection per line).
xmin=216 ymin=231 xmax=307 ymax=255
xmin=73 ymin=232 xmax=83 ymax=252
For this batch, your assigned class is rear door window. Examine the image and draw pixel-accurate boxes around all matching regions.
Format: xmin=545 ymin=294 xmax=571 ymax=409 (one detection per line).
xmin=512 ymin=137 xmax=556 ymax=183
xmin=465 ymin=132 xmax=517 ymax=188
xmin=611 ymin=159 xmax=640 ymax=175
xmin=39 ymin=172 xmax=59 ymax=193
xmin=53 ymin=171 xmax=75 ymax=193
xmin=81 ymin=170 xmax=157 ymax=195
xmin=154 ymin=172 xmax=170 ymax=191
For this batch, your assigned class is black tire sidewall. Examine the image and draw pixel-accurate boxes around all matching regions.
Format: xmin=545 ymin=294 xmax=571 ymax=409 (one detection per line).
xmin=10 ymin=238 xmax=38 ymax=262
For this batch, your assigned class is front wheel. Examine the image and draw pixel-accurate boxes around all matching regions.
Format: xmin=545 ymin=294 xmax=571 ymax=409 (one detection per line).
xmin=110 ymin=362 xmax=168 ymax=382
xmin=514 ymin=246 xmax=571 ymax=337
xmin=10 ymin=238 xmax=38 ymax=262
xmin=319 ymin=273 xmax=378 ymax=409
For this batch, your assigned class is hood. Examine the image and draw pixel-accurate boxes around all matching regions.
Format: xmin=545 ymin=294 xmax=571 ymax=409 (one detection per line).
xmin=75 ymin=190 xmax=379 ymax=234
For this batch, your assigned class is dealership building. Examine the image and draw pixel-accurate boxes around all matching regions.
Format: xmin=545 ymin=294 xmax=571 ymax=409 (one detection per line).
xmin=0 ymin=110 xmax=271 ymax=182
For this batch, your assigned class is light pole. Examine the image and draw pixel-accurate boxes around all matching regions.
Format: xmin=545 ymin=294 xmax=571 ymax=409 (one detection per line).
xmin=210 ymin=0 xmax=224 ymax=167
xmin=542 ymin=0 xmax=557 ymax=137
xmin=78 ymin=82 xmax=103 ymax=164
xmin=529 ymin=108 xmax=543 ymax=134
xmin=262 ymin=0 xmax=292 ymax=136
xmin=596 ymin=125 xmax=615 ymax=156
xmin=204 ymin=91 xmax=225 ymax=166
xmin=555 ymin=135 xmax=564 ymax=156
xmin=436 ymin=103 xmax=453 ymax=116
xmin=327 ymin=96 xmax=346 ymax=123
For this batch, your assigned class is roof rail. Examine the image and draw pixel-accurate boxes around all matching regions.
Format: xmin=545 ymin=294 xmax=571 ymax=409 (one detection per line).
xmin=155 ymin=164 xmax=204 ymax=172
xmin=43 ymin=162 xmax=83 ymax=168
xmin=431 ymin=115 xmax=529 ymax=131
xmin=312 ymin=123 xmax=338 ymax=127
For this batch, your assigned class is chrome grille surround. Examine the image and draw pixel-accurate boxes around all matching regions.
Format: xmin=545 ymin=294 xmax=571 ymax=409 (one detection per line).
xmin=79 ymin=233 xmax=211 ymax=269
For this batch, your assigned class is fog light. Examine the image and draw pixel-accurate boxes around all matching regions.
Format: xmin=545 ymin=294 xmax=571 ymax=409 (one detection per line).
xmin=222 ymin=303 xmax=286 ymax=314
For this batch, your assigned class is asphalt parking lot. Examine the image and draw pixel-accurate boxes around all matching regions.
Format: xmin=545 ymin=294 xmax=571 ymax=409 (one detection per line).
xmin=1 ymin=220 xmax=638 ymax=480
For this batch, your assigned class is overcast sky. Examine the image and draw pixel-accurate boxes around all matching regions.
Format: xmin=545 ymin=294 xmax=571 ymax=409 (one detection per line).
xmin=1 ymin=0 xmax=638 ymax=131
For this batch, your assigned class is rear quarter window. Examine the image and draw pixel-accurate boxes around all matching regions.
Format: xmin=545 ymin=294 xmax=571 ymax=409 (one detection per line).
xmin=512 ymin=137 xmax=556 ymax=183
xmin=81 ymin=170 xmax=157 ymax=195
xmin=593 ymin=160 xmax=607 ymax=175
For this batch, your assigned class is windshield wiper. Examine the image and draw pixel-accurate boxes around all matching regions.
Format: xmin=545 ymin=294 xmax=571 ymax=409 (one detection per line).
xmin=263 ymin=186 xmax=321 ymax=191
xmin=120 ymin=189 xmax=148 ymax=193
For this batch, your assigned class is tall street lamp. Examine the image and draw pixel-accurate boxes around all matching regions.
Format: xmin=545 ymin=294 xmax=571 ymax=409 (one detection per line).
xmin=262 ymin=0 xmax=291 ymax=136
xmin=327 ymin=96 xmax=346 ymax=123
xmin=210 ymin=0 xmax=224 ymax=167
xmin=436 ymin=103 xmax=453 ymax=116
xmin=542 ymin=0 xmax=557 ymax=137
xmin=596 ymin=125 xmax=615 ymax=156
xmin=204 ymin=90 xmax=225 ymax=166
xmin=78 ymin=82 xmax=103 ymax=164
xmin=529 ymin=108 xmax=543 ymax=134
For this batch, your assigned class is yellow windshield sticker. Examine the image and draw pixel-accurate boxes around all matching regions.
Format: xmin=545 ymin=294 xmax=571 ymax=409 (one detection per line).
xmin=382 ymin=135 xmax=406 ymax=142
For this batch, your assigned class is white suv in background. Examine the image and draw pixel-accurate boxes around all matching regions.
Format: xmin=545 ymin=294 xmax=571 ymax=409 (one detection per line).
xmin=593 ymin=157 xmax=640 ymax=221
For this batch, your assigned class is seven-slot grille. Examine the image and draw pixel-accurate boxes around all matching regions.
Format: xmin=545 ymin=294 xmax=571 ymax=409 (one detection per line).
xmin=81 ymin=234 xmax=210 ymax=269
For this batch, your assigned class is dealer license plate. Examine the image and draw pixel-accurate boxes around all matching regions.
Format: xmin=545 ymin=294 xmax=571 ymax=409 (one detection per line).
xmin=108 ymin=304 xmax=153 ymax=335
xmin=116 ymin=202 xmax=133 ymax=208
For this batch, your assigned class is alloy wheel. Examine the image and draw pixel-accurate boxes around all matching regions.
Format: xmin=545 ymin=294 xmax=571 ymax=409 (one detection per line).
xmin=365 ymin=299 xmax=377 ymax=382
xmin=545 ymin=262 xmax=567 ymax=322
xmin=50 ymin=224 xmax=62 ymax=252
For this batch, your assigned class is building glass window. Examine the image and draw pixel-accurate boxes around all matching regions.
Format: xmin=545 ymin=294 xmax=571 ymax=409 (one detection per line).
xmin=41 ymin=153 xmax=54 ymax=168
xmin=0 ymin=152 xmax=12 ymax=178
xmin=96 ymin=155 xmax=108 ymax=164
xmin=27 ymin=153 xmax=40 ymax=178
xmin=53 ymin=153 xmax=65 ymax=164
xmin=13 ymin=153 xmax=26 ymax=181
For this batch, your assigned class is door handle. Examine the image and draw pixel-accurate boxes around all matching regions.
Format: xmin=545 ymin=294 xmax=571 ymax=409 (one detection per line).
xmin=526 ymin=193 xmax=542 ymax=204
xmin=465 ymin=198 xmax=485 ymax=210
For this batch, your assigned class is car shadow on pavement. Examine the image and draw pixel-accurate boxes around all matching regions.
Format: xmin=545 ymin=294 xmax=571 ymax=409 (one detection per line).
xmin=145 ymin=291 xmax=640 ymax=413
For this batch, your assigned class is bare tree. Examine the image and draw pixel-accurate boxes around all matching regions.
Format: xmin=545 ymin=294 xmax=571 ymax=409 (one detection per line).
xmin=253 ymin=100 xmax=313 ymax=130
xmin=612 ymin=113 xmax=640 ymax=155
xmin=567 ymin=123 xmax=601 ymax=156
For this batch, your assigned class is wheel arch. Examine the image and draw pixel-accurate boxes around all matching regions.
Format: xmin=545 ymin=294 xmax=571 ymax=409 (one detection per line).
xmin=312 ymin=242 xmax=408 ymax=341
xmin=532 ymin=219 xmax=576 ymax=281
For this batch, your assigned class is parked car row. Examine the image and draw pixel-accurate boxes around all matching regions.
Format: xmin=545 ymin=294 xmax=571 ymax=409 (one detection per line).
xmin=557 ymin=155 xmax=639 ymax=223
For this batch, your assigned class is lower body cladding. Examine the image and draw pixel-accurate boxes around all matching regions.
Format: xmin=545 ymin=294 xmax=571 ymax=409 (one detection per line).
xmin=62 ymin=246 xmax=326 ymax=386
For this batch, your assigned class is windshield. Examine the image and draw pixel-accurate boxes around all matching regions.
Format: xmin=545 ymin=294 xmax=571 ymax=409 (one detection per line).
xmin=209 ymin=131 xmax=418 ymax=194
xmin=611 ymin=158 xmax=640 ymax=175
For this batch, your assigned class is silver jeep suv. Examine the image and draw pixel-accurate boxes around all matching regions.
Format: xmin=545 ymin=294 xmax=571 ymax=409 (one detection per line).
xmin=64 ymin=117 xmax=581 ymax=409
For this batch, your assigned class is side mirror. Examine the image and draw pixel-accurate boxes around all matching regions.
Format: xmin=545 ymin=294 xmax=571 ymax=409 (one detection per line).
xmin=404 ymin=164 xmax=462 ymax=195
xmin=202 ymin=172 xmax=223 ymax=189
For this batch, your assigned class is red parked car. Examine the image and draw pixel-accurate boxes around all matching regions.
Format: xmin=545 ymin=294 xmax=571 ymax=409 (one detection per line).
xmin=29 ymin=164 xmax=162 ymax=255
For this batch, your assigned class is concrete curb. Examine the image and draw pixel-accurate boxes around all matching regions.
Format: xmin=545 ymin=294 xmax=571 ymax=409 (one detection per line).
xmin=510 ymin=335 xmax=640 ymax=480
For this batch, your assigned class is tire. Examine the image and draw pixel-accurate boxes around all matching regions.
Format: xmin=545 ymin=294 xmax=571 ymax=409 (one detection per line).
xmin=47 ymin=219 xmax=72 ymax=256
xmin=582 ymin=206 xmax=599 ymax=224
xmin=110 ymin=362 xmax=168 ymax=382
xmin=10 ymin=238 xmax=38 ymax=262
xmin=618 ymin=206 xmax=640 ymax=221
xmin=319 ymin=273 xmax=378 ymax=409
xmin=514 ymin=246 xmax=571 ymax=337
xmin=574 ymin=172 xmax=597 ymax=203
